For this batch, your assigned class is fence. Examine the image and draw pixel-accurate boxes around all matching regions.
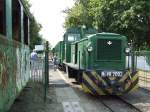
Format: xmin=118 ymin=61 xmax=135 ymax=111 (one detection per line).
xmin=127 ymin=51 xmax=150 ymax=90
xmin=30 ymin=41 xmax=49 ymax=102
xmin=135 ymin=51 xmax=150 ymax=90
xmin=30 ymin=58 xmax=45 ymax=82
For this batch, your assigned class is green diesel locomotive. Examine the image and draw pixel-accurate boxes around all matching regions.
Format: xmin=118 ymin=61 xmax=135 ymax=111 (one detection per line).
xmin=54 ymin=26 xmax=138 ymax=95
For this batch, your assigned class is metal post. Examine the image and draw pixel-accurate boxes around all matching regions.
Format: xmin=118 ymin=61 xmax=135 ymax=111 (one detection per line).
xmin=80 ymin=25 xmax=85 ymax=39
xmin=128 ymin=54 xmax=130 ymax=70
xmin=79 ymin=51 xmax=80 ymax=70
xmin=131 ymin=40 xmax=135 ymax=73
xmin=44 ymin=41 xmax=49 ymax=102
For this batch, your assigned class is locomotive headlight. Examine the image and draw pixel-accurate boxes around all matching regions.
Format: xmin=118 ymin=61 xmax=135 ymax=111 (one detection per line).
xmin=125 ymin=48 xmax=130 ymax=53
xmin=87 ymin=42 xmax=93 ymax=52
xmin=87 ymin=46 xmax=93 ymax=52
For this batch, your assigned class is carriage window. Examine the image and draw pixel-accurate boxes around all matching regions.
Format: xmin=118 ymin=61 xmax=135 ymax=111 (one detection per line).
xmin=68 ymin=34 xmax=80 ymax=42
xmin=24 ymin=12 xmax=29 ymax=45
xmin=0 ymin=0 xmax=6 ymax=36
xmin=12 ymin=0 xmax=21 ymax=42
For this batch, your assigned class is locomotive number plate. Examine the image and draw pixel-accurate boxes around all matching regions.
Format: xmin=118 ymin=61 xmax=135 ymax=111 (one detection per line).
xmin=101 ymin=71 xmax=123 ymax=77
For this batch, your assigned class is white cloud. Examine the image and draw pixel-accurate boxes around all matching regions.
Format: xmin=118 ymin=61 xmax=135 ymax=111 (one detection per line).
xmin=29 ymin=0 xmax=75 ymax=47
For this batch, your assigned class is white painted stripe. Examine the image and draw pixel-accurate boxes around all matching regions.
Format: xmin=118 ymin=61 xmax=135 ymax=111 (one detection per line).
xmin=58 ymin=70 xmax=85 ymax=112
xmin=71 ymin=102 xmax=85 ymax=112
xmin=62 ymin=102 xmax=85 ymax=112
xmin=62 ymin=102 xmax=74 ymax=112
xmin=57 ymin=69 xmax=70 ymax=83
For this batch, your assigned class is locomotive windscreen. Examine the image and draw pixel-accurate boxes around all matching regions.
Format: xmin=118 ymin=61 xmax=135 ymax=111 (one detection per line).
xmin=97 ymin=39 xmax=121 ymax=60
xmin=67 ymin=34 xmax=80 ymax=41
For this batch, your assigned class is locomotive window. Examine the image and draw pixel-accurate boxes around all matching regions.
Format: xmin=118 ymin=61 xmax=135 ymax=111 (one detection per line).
xmin=68 ymin=34 xmax=80 ymax=42
xmin=0 ymin=0 xmax=6 ymax=36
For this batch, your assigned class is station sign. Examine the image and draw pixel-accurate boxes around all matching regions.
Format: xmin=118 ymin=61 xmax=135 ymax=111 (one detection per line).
xmin=35 ymin=45 xmax=44 ymax=51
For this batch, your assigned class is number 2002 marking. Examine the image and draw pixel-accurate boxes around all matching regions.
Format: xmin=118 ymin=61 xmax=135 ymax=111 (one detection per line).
xmin=101 ymin=72 xmax=123 ymax=77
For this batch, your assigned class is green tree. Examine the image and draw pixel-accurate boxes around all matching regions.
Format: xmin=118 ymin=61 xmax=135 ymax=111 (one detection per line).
xmin=29 ymin=18 xmax=43 ymax=49
xmin=64 ymin=0 xmax=150 ymax=49
xmin=24 ymin=0 xmax=43 ymax=50
xmin=64 ymin=0 xmax=94 ymax=28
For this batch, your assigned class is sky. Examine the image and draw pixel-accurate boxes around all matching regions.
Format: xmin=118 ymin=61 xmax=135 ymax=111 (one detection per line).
xmin=29 ymin=0 xmax=75 ymax=47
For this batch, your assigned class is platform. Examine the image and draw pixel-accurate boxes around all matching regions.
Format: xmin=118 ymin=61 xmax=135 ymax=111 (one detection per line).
xmin=9 ymin=66 xmax=150 ymax=112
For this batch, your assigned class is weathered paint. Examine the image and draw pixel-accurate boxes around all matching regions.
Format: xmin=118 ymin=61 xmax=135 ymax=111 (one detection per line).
xmin=0 ymin=35 xmax=30 ymax=112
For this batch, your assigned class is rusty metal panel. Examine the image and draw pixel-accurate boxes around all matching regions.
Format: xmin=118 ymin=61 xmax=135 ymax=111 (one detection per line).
xmin=0 ymin=36 xmax=30 ymax=112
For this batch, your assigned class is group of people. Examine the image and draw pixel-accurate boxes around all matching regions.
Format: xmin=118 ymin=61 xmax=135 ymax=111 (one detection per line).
xmin=30 ymin=49 xmax=58 ymax=71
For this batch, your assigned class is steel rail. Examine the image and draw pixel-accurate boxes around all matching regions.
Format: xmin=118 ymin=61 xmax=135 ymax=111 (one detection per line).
xmin=98 ymin=96 xmax=142 ymax=112
xmin=116 ymin=96 xmax=142 ymax=112
xmin=98 ymin=97 xmax=115 ymax=112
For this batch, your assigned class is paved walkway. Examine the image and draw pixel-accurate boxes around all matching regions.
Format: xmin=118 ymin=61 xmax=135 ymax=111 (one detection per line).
xmin=49 ymin=69 xmax=111 ymax=112
xmin=49 ymin=69 xmax=84 ymax=112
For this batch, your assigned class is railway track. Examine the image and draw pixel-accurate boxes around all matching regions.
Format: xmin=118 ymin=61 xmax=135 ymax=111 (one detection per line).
xmin=99 ymin=96 xmax=142 ymax=112
xmin=116 ymin=96 xmax=142 ymax=112
xmin=59 ymin=70 xmax=147 ymax=112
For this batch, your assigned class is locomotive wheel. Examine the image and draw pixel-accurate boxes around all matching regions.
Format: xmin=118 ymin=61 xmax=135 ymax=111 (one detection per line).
xmin=76 ymin=71 xmax=82 ymax=84
xmin=67 ymin=66 xmax=75 ymax=78
xmin=62 ymin=64 xmax=66 ymax=72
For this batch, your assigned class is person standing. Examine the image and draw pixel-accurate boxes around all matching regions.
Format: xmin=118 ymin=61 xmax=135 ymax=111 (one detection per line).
xmin=53 ymin=55 xmax=58 ymax=71
xmin=31 ymin=49 xmax=38 ymax=61
xmin=30 ymin=49 xmax=38 ymax=78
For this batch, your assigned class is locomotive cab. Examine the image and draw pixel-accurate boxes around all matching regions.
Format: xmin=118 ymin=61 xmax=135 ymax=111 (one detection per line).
xmin=87 ymin=33 xmax=127 ymax=70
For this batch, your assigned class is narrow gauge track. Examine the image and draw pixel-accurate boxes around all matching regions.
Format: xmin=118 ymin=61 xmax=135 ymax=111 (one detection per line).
xmin=98 ymin=96 xmax=142 ymax=112
xmin=58 ymin=70 xmax=143 ymax=112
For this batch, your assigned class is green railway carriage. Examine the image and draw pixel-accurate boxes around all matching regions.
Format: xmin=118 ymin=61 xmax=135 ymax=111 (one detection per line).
xmin=0 ymin=0 xmax=31 ymax=111
xmin=54 ymin=27 xmax=139 ymax=95
xmin=54 ymin=26 xmax=97 ymax=67
xmin=63 ymin=26 xmax=97 ymax=63
xmin=53 ymin=41 xmax=65 ymax=64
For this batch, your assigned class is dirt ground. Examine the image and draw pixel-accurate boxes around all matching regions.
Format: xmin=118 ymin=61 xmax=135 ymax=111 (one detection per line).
xmin=9 ymin=81 xmax=63 ymax=112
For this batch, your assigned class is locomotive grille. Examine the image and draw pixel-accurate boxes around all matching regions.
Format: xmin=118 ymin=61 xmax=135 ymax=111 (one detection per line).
xmin=97 ymin=39 xmax=121 ymax=60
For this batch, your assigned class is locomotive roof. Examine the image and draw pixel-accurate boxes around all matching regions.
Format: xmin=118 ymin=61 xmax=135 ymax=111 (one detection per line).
xmin=71 ymin=32 xmax=127 ymax=44
xmin=87 ymin=32 xmax=127 ymax=40
xmin=65 ymin=27 xmax=97 ymax=33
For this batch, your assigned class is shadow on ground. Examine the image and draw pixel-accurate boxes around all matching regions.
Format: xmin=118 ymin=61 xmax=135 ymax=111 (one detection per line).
xmin=9 ymin=81 xmax=63 ymax=112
